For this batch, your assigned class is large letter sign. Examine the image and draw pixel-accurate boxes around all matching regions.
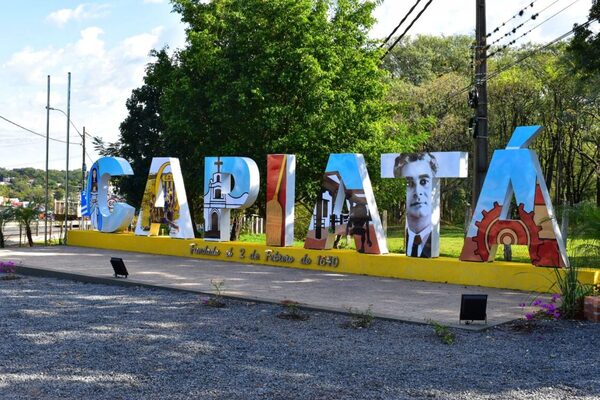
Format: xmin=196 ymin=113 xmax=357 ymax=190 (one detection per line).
xmin=381 ymin=152 xmax=468 ymax=258
xmin=266 ymin=154 xmax=296 ymax=247
xmin=203 ymin=157 xmax=259 ymax=241
xmin=460 ymin=126 xmax=568 ymax=267
xmin=134 ymin=158 xmax=194 ymax=239
xmin=84 ymin=157 xmax=135 ymax=233
xmin=305 ymin=154 xmax=388 ymax=254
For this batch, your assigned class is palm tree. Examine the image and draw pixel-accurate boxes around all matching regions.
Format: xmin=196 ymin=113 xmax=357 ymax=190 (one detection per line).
xmin=14 ymin=204 xmax=38 ymax=247
xmin=0 ymin=207 xmax=14 ymax=248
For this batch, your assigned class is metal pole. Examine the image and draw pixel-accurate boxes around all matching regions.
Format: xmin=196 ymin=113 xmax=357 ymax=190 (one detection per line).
xmin=45 ymin=75 xmax=50 ymax=246
xmin=64 ymin=72 xmax=71 ymax=244
xmin=472 ymin=0 xmax=489 ymax=207
xmin=82 ymin=127 xmax=86 ymax=191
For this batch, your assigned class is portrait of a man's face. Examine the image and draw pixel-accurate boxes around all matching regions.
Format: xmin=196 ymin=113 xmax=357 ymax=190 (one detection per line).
xmin=394 ymin=153 xmax=438 ymax=234
xmin=382 ymin=150 xmax=468 ymax=259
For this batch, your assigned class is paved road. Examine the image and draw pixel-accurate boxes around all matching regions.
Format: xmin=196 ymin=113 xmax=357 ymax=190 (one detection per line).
xmin=0 ymin=245 xmax=543 ymax=330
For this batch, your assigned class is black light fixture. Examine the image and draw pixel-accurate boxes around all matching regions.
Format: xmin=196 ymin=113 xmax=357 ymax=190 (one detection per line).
xmin=459 ymin=294 xmax=488 ymax=324
xmin=110 ymin=257 xmax=129 ymax=278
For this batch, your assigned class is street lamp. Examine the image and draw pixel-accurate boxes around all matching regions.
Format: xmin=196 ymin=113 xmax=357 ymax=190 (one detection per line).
xmin=46 ymin=71 xmax=77 ymax=243
xmin=44 ymin=75 xmax=50 ymax=246
xmin=47 ymin=107 xmax=86 ymax=189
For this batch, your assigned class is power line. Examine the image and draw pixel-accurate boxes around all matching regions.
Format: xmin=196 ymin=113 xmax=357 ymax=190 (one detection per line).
xmin=0 ymin=113 xmax=80 ymax=145
xmin=47 ymin=107 xmax=93 ymax=139
xmin=487 ymin=0 xmax=539 ymax=39
xmin=487 ymin=0 xmax=561 ymax=47
xmin=379 ymin=0 xmax=423 ymax=48
xmin=487 ymin=0 xmax=583 ymax=58
xmin=84 ymin=150 xmax=94 ymax=164
xmin=0 ymin=141 xmax=41 ymax=148
xmin=448 ymin=17 xmax=596 ymax=101
xmin=486 ymin=17 xmax=593 ymax=80
xmin=381 ymin=0 xmax=434 ymax=60
xmin=2 ymin=156 xmax=67 ymax=169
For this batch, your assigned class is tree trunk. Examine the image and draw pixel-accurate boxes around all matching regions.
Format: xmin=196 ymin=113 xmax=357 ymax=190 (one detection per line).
xmin=230 ymin=213 xmax=243 ymax=241
xmin=0 ymin=230 xmax=4 ymax=248
xmin=26 ymin=225 xmax=34 ymax=247
xmin=503 ymin=244 xmax=512 ymax=261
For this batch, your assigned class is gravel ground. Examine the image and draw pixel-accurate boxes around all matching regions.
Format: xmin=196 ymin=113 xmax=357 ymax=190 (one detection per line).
xmin=1 ymin=275 xmax=599 ymax=400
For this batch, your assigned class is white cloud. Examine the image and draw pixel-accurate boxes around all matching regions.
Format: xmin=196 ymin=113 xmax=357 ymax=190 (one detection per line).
xmin=119 ymin=27 xmax=164 ymax=60
xmin=0 ymin=25 xmax=175 ymax=169
xmin=75 ymin=27 xmax=106 ymax=56
xmin=46 ymin=3 xmax=111 ymax=27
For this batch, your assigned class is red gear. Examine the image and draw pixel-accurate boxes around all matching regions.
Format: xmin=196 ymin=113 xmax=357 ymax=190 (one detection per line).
xmin=471 ymin=202 xmax=542 ymax=262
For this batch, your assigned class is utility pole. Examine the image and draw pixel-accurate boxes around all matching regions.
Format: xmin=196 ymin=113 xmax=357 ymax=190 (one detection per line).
xmin=64 ymin=72 xmax=71 ymax=244
xmin=45 ymin=75 xmax=50 ymax=246
xmin=473 ymin=0 xmax=489 ymax=208
xmin=82 ymin=126 xmax=86 ymax=191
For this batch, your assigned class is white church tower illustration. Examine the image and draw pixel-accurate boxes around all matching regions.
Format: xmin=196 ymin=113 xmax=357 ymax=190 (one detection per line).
xmin=204 ymin=157 xmax=256 ymax=241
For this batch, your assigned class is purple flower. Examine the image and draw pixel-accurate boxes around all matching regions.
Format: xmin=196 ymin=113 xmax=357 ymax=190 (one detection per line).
xmin=519 ymin=303 xmax=526 ymax=308
xmin=525 ymin=313 xmax=534 ymax=321
xmin=553 ymin=311 xmax=561 ymax=319
xmin=551 ymin=294 xmax=560 ymax=303
xmin=532 ymin=299 xmax=542 ymax=306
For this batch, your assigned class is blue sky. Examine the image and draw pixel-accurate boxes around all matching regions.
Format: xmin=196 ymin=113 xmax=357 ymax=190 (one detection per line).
xmin=0 ymin=0 xmax=592 ymax=171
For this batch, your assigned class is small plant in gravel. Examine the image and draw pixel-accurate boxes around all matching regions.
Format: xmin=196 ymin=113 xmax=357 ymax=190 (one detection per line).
xmin=202 ymin=279 xmax=227 ymax=308
xmin=428 ymin=320 xmax=455 ymax=345
xmin=520 ymin=294 xmax=562 ymax=321
xmin=0 ymin=261 xmax=19 ymax=281
xmin=342 ymin=305 xmax=374 ymax=329
xmin=277 ymin=299 xmax=310 ymax=321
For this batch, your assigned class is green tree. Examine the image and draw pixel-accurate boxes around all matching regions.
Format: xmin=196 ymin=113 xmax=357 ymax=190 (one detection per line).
xmin=95 ymin=49 xmax=175 ymax=210
xmin=382 ymin=36 xmax=599 ymax=224
xmin=567 ymin=0 xmax=600 ymax=74
xmin=14 ymin=205 xmax=38 ymax=247
xmin=0 ymin=208 xmax=14 ymax=248
xmin=382 ymin=35 xmax=473 ymax=84
xmin=168 ymin=0 xmax=411 ymax=211
xmin=111 ymin=0 xmax=417 ymax=228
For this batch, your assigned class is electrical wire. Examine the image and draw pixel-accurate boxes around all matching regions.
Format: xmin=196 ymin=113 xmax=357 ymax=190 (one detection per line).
xmin=0 ymin=141 xmax=41 ymax=148
xmin=487 ymin=0 xmax=563 ymax=47
xmin=486 ymin=17 xmax=593 ymax=79
xmin=0 ymin=114 xmax=80 ymax=145
xmin=448 ymin=16 xmax=596 ymax=101
xmin=381 ymin=0 xmax=434 ymax=60
xmin=48 ymin=107 xmax=94 ymax=139
xmin=487 ymin=0 xmax=583 ymax=58
xmin=379 ymin=0 xmax=423 ymax=48
xmin=486 ymin=0 xmax=539 ymax=39
xmin=2 ymin=156 xmax=67 ymax=169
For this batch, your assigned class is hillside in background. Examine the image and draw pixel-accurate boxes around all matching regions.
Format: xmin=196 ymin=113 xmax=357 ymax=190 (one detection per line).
xmin=0 ymin=167 xmax=83 ymax=209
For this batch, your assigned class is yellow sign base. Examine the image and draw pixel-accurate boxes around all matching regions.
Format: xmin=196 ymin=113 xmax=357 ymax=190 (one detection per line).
xmin=68 ymin=230 xmax=599 ymax=293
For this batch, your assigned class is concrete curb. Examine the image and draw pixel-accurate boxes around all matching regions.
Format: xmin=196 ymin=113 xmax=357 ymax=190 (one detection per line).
xmin=15 ymin=265 xmax=496 ymax=331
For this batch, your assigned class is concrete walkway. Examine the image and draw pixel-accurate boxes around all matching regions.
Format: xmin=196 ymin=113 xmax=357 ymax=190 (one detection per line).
xmin=0 ymin=246 xmax=542 ymax=330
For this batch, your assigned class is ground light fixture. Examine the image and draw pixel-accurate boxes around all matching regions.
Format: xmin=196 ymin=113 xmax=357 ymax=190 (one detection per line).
xmin=459 ymin=294 xmax=488 ymax=324
xmin=110 ymin=257 xmax=129 ymax=278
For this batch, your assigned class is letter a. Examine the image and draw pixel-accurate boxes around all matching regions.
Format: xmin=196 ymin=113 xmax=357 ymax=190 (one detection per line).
xmin=134 ymin=157 xmax=194 ymax=239
xmin=460 ymin=126 xmax=568 ymax=267
xmin=305 ymin=154 xmax=387 ymax=254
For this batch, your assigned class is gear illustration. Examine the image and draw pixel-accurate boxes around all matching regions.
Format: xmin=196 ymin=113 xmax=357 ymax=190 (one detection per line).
xmin=471 ymin=202 xmax=541 ymax=262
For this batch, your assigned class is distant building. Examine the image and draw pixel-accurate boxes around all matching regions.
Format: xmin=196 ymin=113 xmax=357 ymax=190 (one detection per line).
xmin=54 ymin=199 xmax=81 ymax=218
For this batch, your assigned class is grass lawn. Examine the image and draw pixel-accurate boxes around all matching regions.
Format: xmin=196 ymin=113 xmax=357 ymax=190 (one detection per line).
xmin=240 ymin=226 xmax=599 ymax=267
